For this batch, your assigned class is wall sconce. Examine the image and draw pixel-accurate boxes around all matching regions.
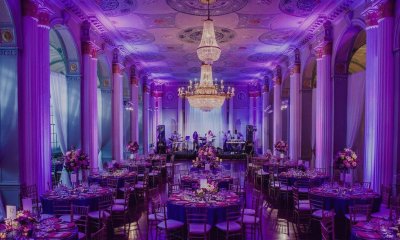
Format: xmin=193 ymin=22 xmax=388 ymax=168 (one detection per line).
xmin=124 ymin=100 xmax=134 ymax=111
xmin=281 ymin=100 xmax=289 ymax=110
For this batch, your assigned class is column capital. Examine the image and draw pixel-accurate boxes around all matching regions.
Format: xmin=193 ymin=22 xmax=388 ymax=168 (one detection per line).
xmin=262 ymin=84 xmax=270 ymax=93
xmin=315 ymin=42 xmax=332 ymax=58
xmin=130 ymin=65 xmax=138 ymax=86
xmin=22 ymin=0 xmax=41 ymax=18
xmin=290 ymin=65 xmax=301 ymax=75
xmin=362 ymin=8 xmax=379 ymax=27
xmin=112 ymin=48 xmax=123 ymax=74
xmin=152 ymin=91 xmax=163 ymax=98
xmin=273 ymin=65 xmax=282 ymax=85
xmin=37 ymin=7 xmax=53 ymax=27
xmin=376 ymin=0 xmax=394 ymax=19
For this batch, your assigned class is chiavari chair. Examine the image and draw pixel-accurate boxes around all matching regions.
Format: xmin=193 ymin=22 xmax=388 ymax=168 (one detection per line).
xmin=321 ymin=210 xmax=335 ymax=240
xmin=186 ymin=207 xmax=211 ymax=240
xmin=216 ymin=205 xmax=242 ymax=240
xmin=70 ymin=205 xmax=89 ymax=240
xmin=154 ymin=203 xmax=184 ymax=240
xmin=371 ymin=185 xmax=392 ymax=220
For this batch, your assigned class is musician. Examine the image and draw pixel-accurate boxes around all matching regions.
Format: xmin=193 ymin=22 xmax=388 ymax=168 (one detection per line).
xmin=171 ymin=131 xmax=181 ymax=151
xmin=206 ymin=130 xmax=215 ymax=146
xmin=223 ymin=131 xmax=228 ymax=151
xmin=193 ymin=131 xmax=199 ymax=150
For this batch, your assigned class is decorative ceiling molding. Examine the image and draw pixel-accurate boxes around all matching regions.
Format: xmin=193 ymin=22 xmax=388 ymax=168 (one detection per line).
xmin=136 ymin=13 xmax=177 ymax=29
xmin=178 ymin=26 xmax=236 ymax=44
xmin=236 ymin=13 xmax=275 ymax=29
xmin=166 ymin=0 xmax=249 ymax=16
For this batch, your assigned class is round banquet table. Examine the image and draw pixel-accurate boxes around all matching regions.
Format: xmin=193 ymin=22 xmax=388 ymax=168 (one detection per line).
xmin=88 ymin=172 xmax=137 ymax=188
xmin=262 ymin=162 xmax=304 ymax=172
xmin=41 ymin=187 xmax=113 ymax=214
xmin=180 ymin=174 xmax=233 ymax=190
xmin=278 ymin=173 xmax=328 ymax=186
xmin=309 ymin=187 xmax=381 ymax=217
xmin=167 ymin=191 xmax=240 ymax=226
xmin=0 ymin=218 xmax=79 ymax=240
xmin=350 ymin=219 xmax=398 ymax=240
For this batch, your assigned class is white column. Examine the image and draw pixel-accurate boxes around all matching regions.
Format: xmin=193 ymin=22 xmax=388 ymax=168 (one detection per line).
xmin=289 ymin=50 xmax=301 ymax=161
xmin=143 ymin=83 xmax=150 ymax=155
xmin=111 ymin=49 xmax=123 ymax=162
xmin=363 ymin=10 xmax=379 ymax=190
xmin=80 ymin=21 xmax=99 ymax=171
xmin=315 ymin=42 xmax=333 ymax=171
xmin=273 ymin=65 xmax=282 ymax=148
xmin=262 ymin=85 xmax=269 ymax=154
xmin=178 ymin=97 xmax=183 ymax=134
xmin=249 ymin=95 xmax=254 ymax=126
xmin=130 ymin=67 xmax=139 ymax=143
xmin=375 ymin=1 xmax=395 ymax=190
xmin=228 ymin=97 xmax=234 ymax=131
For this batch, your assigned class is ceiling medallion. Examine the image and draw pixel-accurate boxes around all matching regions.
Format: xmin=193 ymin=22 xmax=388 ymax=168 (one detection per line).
xmin=178 ymin=26 xmax=235 ymax=44
xmin=94 ymin=0 xmax=137 ymax=16
xmin=279 ymin=0 xmax=320 ymax=17
xmin=167 ymin=0 xmax=248 ymax=16
xmin=118 ymin=28 xmax=155 ymax=45
xmin=259 ymin=28 xmax=295 ymax=45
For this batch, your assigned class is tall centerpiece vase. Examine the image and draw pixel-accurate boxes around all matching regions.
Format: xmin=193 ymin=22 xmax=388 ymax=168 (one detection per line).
xmin=130 ymin=153 xmax=134 ymax=160
xmin=280 ymin=152 xmax=285 ymax=159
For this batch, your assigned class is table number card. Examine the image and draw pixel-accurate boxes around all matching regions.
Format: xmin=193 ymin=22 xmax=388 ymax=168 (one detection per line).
xmin=6 ymin=205 xmax=16 ymax=220
xmin=205 ymin=164 xmax=210 ymax=171
xmin=22 ymin=198 xmax=33 ymax=212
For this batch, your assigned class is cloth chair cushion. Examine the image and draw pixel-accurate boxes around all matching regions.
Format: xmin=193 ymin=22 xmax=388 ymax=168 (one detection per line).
xmin=110 ymin=204 xmax=125 ymax=212
xmin=295 ymin=203 xmax=311 ymax=211
xmin=344 ymin=213 xmax=368 ymax=222
xmin=243 ymin=208 xmax=256 ymax=215
xmin=188 ymin=223 xmax=212 ymax=234
xmin=240 ymin=215 xmax=260 ymax=224
xmin=279 ymin=185 xmax=292 ymax=191
xmin=312 ymin=209 xmax=323 ymax=218
xmin=371 ymin=206 xmax=391 ymax=220
xmin=215 ymin=221 xmax=242 ymax=232
xmin=157 ymin=219 xmax=184 ymax=230
xmin=88 ymin=210 xmax=110 ymax=219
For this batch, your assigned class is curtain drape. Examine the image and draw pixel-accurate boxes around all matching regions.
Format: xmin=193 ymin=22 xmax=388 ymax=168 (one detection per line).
xmin=187 ymin=106 xmax=223 ymax=148
xmin=50 ymin=72 xmax=70 ymax=186
xmin=346 ymin=71 xmax=365 ymax=147
xmin=50 ymin=72 xmax=68 ymax=154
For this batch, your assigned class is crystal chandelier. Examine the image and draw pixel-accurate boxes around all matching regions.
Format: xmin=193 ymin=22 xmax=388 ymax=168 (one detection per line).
xmin=178 ymin=63 xmax=234 ymax=112
xmin=196 ymin=0 xmax=221 ymax=64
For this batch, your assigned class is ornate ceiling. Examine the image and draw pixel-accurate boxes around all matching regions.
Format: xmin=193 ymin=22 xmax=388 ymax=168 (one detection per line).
xmin=68 ymin=0 xmax=350 ymax=82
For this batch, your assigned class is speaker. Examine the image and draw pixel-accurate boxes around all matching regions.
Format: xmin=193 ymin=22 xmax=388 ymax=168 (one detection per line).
xmin=246 ymin=125 xmax=254 ymax=142
xmin=156 ymin=125 xmax=166 ymax=154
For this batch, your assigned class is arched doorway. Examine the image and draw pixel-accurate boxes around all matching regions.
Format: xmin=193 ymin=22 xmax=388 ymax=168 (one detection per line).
xmin=333 ymin=25 xmax=366 ymax=181
xmin=49 ymin=25 xmax=81 ymax=186
xmin=301 ymin=56 xmax=317 ymax=167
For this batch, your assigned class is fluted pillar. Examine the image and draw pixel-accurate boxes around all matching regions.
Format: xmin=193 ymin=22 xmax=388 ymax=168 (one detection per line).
xmin=152 ymin=89 xmax=163 ymax=142
xmin=130 ymin=66 xmax=139 ymax=143
xmin=19 ymin=2 xmax=52 ymax=194
xmin=315 ymin=21 xmax=333 ymax=172
xmin=375 ymin=0 xmax=395 ymax=190
xmin=249 ymin=94 xmax=254 ymax=127
xmin=289 ymin=49 xmax=301 ymax=161
xmin=81 ymin=21 xmax=99 ymax=171
xmin=111 ymin=49 xmax=123 ymax=161
xmin=177 ymin=96 xmax=183 ymax=134
xmin=228 ymin=97 xmax=234 ymax=131
xmin=143 ymin=80 xmax=150 ymax=155
xmin=262 ymin=83 xmax=270 ymax=154
xmin=362 ymin=9 xmax=379 ymax=191
xmin=273 ymin=65 xmax=282 ymax=148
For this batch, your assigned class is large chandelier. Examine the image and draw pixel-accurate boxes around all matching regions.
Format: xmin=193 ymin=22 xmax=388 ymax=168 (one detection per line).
xmin=178 ymin=63 xmax=234 ymax=112
xmin=196 ymin=0 xmax=221 ymax=64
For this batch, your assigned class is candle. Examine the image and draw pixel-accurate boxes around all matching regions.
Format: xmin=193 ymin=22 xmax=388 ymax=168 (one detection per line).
xmin=6 ymin=205 xmax=16 ymax=220
xmin=205 ymin=163 xmax=210 ymax=171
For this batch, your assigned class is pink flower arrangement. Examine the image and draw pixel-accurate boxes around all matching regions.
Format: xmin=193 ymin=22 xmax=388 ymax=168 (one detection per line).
xmin=197 ymin=146 xmax=217 ymax=161
xmin=265 ymin=150 xmax=273 ymax=161
xmin=335 ymin=148 xmax=358 ymax=170
xmin=64 ymin=148 xmax=89 ymax=172
xmin=274 ymin=140 xmax=288 ymax=153
xmin=2 ymin=210 xmax=37 ymax=238
xmin=126 ymin=141 xmax=139 ymax=154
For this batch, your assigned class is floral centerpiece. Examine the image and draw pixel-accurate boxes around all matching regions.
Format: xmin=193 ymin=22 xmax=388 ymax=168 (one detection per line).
xmin=1 ymin=210 xmax=38 ymax=239
xmin=195 ymin=182 xmax=218 ymax=198
xmin=126 ymin=141 xmax=139 ymax=159
xmin=335 ymin=148 xmax=358 ymax=171
xmin=274 ymin=140 xmax=288 ymax=154
xmin=64 ymin=148 xmax=89 ymax=172
xmin=265 ymin=149 xmax=273 ymax=161
xmin=193 ymin=146 xmax=220 ymax=170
